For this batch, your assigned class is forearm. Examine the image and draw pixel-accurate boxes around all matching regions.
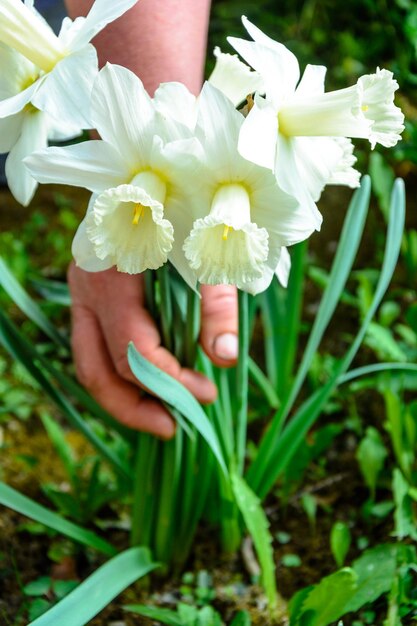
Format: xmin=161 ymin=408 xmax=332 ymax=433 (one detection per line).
xmin=64 ymin=0 xmax=211 ymax=95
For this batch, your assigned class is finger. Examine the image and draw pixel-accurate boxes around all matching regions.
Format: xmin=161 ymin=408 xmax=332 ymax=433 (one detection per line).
xmin=71 ymin=303 xmax=176 ymax=439
xmin=200 ymin=284 xmax=239 ymax=367
xmin=83 ymin=270 xmax=217 ymax=403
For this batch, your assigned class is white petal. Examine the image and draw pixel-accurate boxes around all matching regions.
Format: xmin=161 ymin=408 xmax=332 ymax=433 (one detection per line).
xmin=243 ymin=230 xmax=285 ymax=294
xmin=32 ymin=45 xmax=98 ymax=128
xmin=72 ymin=214 xmax=114 ymax=272
xmin=0 ymin=42 xmax=38 ymax=99
xmin=358 ymin=68 xmax=404 ymax=148
xmin=197 ymin=82 xmax=247 ymax=176
xmin=237 ymin=94 xmax=277 ymax=170
xmin=269 ymin=134 xmax=323 ymax=239
xmin=24 ymin=140 xmax=131 ymax=192
xmin=66 ymin=0 xmax=139 ymax=50
xmin=208 ymin=46 xmax=265 ymax=106
xmin=292 ymin=136 xmax=346 ymax=201
xmin=0 ymin=80 xmax=39 ymax=118
xmin=47 ymin=117 xmax=83 ymax=142
xmin=243 ymin=265 xmax=275 ymax=295
xmin=295 ymin=64 xmax=327 ymax=97
xmin=184 ymin=215 xmax=269 ymax=288
xmin=278 ymin=84 xmax=370 ymax=138
xmin=87 ymin=184 xmax=174 ymax=274
xmin=150 ymin=136 xmax=206 ymax=184
xmin=252 ymin=164 xmax=320 ymax=246
xmin=164 ymin=193 xmax=198 ymax=291
xmin=154 ymin=81 xmax=198 ymax=130
xmin=228 ymin=29 xmax=300 ymax=104
xmin=6 ymin=110 xmax=49 ymax=205
xmin=0 ymin=112 xmax=23 ymax=152
xmin=327 ymin=138 xmax=361 ymax=188
xmin=208 ymin=183 xmax=251 ymax=230
xmin=91 ymin=63 xmax=155 ymax=167
xmin=0 ymin=0 xmax=65 ymax=72
xmin=275 ymin=247 xmax=291 ymax=288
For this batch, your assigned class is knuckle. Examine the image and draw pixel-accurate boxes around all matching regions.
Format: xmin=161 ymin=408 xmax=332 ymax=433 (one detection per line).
xmin=74 ymin=357 xmax=100 ymax=394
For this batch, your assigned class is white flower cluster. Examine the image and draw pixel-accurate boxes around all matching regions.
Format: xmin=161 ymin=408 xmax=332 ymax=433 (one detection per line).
xmin=0 ymin=3 xmax=405 ymax=295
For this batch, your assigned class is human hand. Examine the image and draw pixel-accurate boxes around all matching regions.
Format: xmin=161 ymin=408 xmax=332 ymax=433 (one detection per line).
xmin=68 ymin=263 xmax=238 ymax=439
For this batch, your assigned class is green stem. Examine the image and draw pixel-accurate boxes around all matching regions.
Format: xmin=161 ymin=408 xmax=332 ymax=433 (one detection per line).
xmin=154 ymin=436 xmax=178 ymax=564
xmin=156 ymin=265 xmax=173 ymax=352
xmin=236 ymin=290 xmax=249 ymax=475
xmin=277 ymin=241 xmax=307 ymax=400
xmin=130 ymin=433 xmax=159 ymax=547
xmin=144 ymin=270 xmax=157 ymax=319
xmin=184 ymin=287 xmax=200 ymax=368
xmin=248 ymin=357 xmax=280 ymax=410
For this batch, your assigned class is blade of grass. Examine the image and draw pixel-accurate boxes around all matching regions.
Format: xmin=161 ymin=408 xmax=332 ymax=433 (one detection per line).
xmin=0 ymin=256 xmax=69 ymax=349
xmin=249 ymin=178 xmax=405 ymax=498
xmin=29 ymin=275 xmax=71 ymax=307
xmin=28 ymin=547 xmax=158 ymax=626
xmin=0 ymin=310 xmax=131 ymax=480
xmin=130 ymin=433 xmax=160 ymax=547
xmin=247 ymin=177 xmax=371 ymax=491
xmin=236 ymin=290 xmax=249 ymax=474
xmin=0 ymin=482 xmax=116 ymax=556
xmin=339 ymin=363 xmax=417 ymax=384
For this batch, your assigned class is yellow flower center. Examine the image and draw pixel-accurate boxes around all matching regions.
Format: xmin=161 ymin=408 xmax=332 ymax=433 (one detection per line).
xmin=132 ymin=203 xmax=145 ymax=225
xmin=222 ymin=225 xmax=233 ymax=241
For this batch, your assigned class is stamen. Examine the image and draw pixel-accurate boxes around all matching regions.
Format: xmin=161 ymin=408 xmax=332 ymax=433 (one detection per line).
xmin=362 ymin=104 xmax=369 ymax=112
xmin=222 ymin=225 xmax=232 ymax=241
xmin=132 ymin=203 xmax=144 ymax=225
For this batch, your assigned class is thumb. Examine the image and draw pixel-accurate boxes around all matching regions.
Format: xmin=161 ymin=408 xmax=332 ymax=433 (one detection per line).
xmin=200 ymin=284 xmax=238 ymax=367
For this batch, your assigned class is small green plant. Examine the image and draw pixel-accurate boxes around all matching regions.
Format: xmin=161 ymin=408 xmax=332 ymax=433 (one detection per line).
xmin=22 ymin=576 xmax=79 ymax=621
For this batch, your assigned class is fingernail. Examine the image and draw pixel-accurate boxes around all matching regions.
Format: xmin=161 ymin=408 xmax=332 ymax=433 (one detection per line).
xmin=214 ymin=333 xmax=238 ymax=361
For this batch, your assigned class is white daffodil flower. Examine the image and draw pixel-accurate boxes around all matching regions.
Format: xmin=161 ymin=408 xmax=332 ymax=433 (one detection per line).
xmin=208 ymin=46 xmax=264 ymax=107
xmin=228 ymin=16 xmax=404 ymax=202
xmin=153 ymin=45 xmax=264 ymax=130
xmin=182 ymin=82 xmax=321 ymax=295
xmin=0 ymin=43 xmax=80 ymax=205
xmin=25 ymin=63 xmax=201 ymax=284
xmin=0 ymin=0 xmax=139 ymax=128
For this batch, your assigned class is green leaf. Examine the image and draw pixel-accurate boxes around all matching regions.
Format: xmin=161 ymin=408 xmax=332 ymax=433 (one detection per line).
xmin=28 ymin=599 xmax=52 ymax=621
xmin=248 ymin=177 xmax=372 ymax=495
xmin=392 ymin=469 xmax=417 ymax=540
xmin=51 ymin=580 xmax=79 ymax=599
xmin=0 ymin=309 xmax=131 ymax=479
xmin=40 ymin=412 xmax=78 ymax=488
xmin=28 ymin=547 xmax=158 ymax=626
xmin=230 ymin=611 xmax=251 ymax=626
xmin=0 ymin=256 xmax=69 ymax=349
xmin=230 ymin=470 xmax=277 ymax=608
xmin=370 ymin=151 xmax=395 ymax=219
xmin=330 ymin=522 xmax=351 ymax=568
xmin=23 ymin=577 xmax=52 ymax=597
xmin=127 ymin=343 xmax=227 ymax=474
xmin=356 ymin=427 xmax=388 ymax=498
xmin=282 ymin=554 xmax=302 ymax=568
xmin=344 ymin=544 xmax=399 ymax=613
xmin=249 ymin=177 xmax=406 ymax=500
xmin=365 ymin=322 xmax=407 ymax=362
xmin=178 ymin=603 xmax=199 ymax=623
xmin=29 ymin=276 xmax=71 ymax=306
xmin=292 ymin=568 xmax=358 ymax=626
xmin=0 ymin=482 xmax=116 ymax=556
xmin=197 ymin=606 xmax=223 ymax=626
xmin=124 ymin=604 xmax=183 ymax=625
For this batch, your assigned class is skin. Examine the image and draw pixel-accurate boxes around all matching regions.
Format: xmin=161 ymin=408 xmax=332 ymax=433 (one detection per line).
xmin=64 ymin=0 xmax=239 ymax=439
